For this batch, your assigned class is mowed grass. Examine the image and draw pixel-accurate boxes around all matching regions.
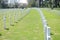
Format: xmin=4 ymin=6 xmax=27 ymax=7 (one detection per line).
xmin=41 ymin=8 xmax=60 ymax=40
xmin=0 ymin=9 xmax=44 ymax=40
xmin=54 ymin=8 xmax=60 ymax=10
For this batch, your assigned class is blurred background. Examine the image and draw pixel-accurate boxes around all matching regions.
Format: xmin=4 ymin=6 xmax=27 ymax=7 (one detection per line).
xmin=0 ymin=0 xmax=60 ymax=8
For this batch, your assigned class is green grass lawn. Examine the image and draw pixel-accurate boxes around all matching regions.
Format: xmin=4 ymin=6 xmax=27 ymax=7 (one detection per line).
xmin=54 ymin=8 xmax=60 ymax=10
xmin=0 ymin=9 xmax=44 ymax=40
xmin=41 ymin=8 xmax=60 ymax=40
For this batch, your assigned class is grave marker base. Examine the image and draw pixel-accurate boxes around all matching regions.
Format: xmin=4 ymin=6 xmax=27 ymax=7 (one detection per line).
xmin=15 ymin=21 xmax=18 ymax=23
xmin=0 ymin=33 xmax=2 ymax=36
xmin=4 ymin=28 xmax=9 ymax=30
xmin=10 ymin=24 xmax=14 ymax=26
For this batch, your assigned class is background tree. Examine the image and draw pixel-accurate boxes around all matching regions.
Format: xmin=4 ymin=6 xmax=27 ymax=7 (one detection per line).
xmin=0 ymin=0 xmax=3 ymax=8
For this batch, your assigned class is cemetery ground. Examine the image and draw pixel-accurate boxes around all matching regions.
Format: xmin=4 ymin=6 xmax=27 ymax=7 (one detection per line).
xmin=54 ymin=8 xmax=60 ymax=10
xmin=41 ymin=8 xmax=60 ymax=40
xmin=0 ymin=9 xmax=44 ymax=40
xmin=0 ymin=8 xmax=60 ymax=40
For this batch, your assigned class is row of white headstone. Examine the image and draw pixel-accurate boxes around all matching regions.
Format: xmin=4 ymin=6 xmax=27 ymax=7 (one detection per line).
xmin=37 ymin=8 xmax=51 ymax=40
xmin=3 ymin=9 xmax=21 ymax=30
xmin=3 ymin=8 xmax=30 ymax=30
